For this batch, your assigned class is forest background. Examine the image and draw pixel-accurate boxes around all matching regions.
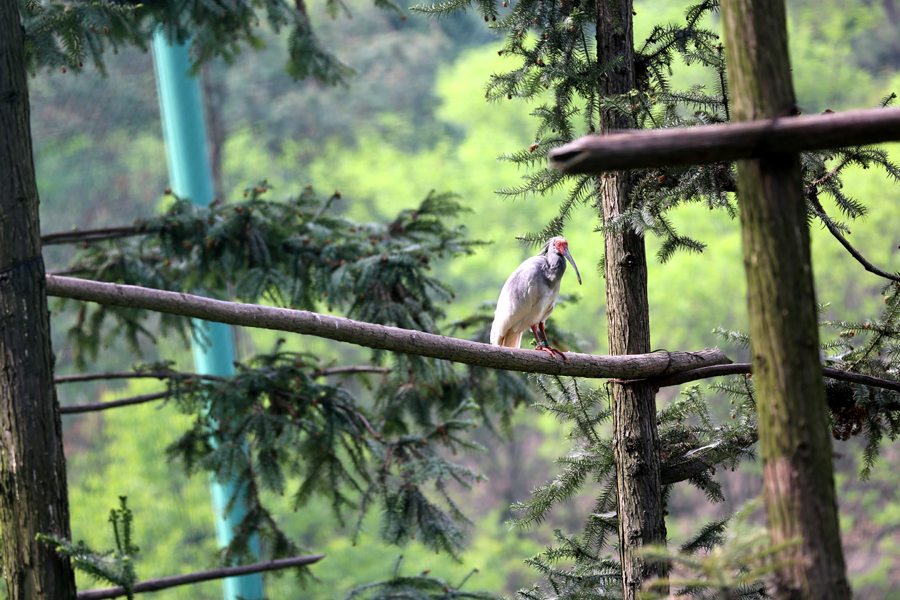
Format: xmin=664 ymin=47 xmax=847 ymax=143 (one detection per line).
xmin=14 ymin=0 xmax=900 ymax=597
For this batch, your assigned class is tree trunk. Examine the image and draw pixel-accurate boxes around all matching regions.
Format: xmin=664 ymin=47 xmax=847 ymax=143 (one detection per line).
xmin=720 ymin=1 xmax=851 ymax=598
xmin=595 ymin=0 xmax=666 ymax=596
xmin=0 ymin=0 xmax=78 ymax=597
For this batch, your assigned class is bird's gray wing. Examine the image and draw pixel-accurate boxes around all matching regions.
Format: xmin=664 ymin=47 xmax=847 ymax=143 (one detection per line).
xmin=490 ymin=259 xmax=543 ymax=347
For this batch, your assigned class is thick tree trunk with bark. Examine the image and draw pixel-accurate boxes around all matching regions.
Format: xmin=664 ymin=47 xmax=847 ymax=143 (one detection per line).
xmin=720 ymin=1 xmax=851 ymax=598
xmin=0 ymin=0 xmax=78 ymax=597
xmin=595 ymin=0 xmax=666 ymax=596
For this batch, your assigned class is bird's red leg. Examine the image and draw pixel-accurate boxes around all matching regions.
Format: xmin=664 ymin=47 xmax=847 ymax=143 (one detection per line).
xmin=533 ymin=322 xmax=567 ymax=360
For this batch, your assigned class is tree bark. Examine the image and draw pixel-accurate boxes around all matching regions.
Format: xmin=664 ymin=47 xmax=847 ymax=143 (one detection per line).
xmin=720 ymin=1 xmax=851 ymax=598
xmin=595 ymin=0 xmax=666 ymax=596
xmin=0 ymin=0 xmax=78 ymax=597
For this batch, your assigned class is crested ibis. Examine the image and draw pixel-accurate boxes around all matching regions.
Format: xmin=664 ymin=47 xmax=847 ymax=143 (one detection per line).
xmin=490 ymin=236 xmax=582 ymax=359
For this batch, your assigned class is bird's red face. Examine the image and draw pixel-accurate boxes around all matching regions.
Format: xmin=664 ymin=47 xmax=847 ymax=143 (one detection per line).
xmin=553 ymin=237 xmax=582 ymax=285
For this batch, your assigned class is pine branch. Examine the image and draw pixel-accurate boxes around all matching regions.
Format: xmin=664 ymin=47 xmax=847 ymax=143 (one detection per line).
xmin=655 ymin=362 xmax=900 ymax=395
xmin=46 ymin=275 xmax=730 ymax=379
xmin=806 ymin=192 xmax=900 ymax=284
xmin=660 ymin=433 xmax=758 ymax=485
xmin=76 ymin=554 xmax=325 ymax=600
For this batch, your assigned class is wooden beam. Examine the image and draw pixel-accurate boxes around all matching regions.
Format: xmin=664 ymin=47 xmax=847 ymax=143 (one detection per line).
xmin=549 ymin=107 xmax=900 ymax=173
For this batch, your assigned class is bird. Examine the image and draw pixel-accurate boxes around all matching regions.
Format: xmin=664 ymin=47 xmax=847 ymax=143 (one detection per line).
xmin=490 ymin=236 xmax=582 ymax=359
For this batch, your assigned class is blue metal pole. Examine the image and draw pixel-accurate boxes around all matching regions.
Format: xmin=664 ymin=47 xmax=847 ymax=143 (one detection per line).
xmin=151 ymin=31 xmax=265 ymax=600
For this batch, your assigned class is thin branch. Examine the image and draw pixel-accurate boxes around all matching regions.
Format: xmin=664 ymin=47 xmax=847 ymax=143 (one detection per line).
xmin=655 ymin=363 xmax=752 ymax=386
xmin=76 ymin=554 xmax=325 ymax=600
xmin=55 ymin=367 xmax=387 ymax=385
xmin=61 ymin=361 xmax=900 ymax=417
xmin=314 ymin=366 xmax=392 ymax=377
xmin=807 ymin=192 xmax=900 ymax=284
xmin=334 ymin=399 xmax=383 ymax=440
xmin=45 ymin=275 xmax=731 ymax=380
xmin=41 ymin=225 xmax=144 ymax=246
xmin=57 ymin=368 xmax=390 ymax=415
xmin=60 ymin=390 xmax=176 ymax=414
xmin=822 ymin=366 xmax=900 ymax=396
xmin=55 ymin=371 xmax=226 ymax=384
xmin=655 ymin=362 xmax=900 ymax=395
xmin=660 ymin=433 xmax=758 ymax=485
xmin=550 ymin=106 xmax=900 ymax=173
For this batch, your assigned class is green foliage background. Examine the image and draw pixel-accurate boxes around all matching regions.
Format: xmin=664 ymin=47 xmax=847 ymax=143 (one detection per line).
xmin=14 ymin=0 xmax=900 ymax=597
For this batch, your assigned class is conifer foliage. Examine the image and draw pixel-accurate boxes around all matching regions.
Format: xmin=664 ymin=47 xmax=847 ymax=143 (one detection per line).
xmin=13 ymin=0 xmax=900 ymax=592
xmin=38 ymin=497 xmax=140 ymax=600
xmin=413 ymin=0 xmax=900 ymax=595
xmin=345 ymin=556 xmax=497 ymax=600
xmin=61 ymin=185 xmax=480 ymax=365
xmin=413 ymin=0 xmax=734 ymax=262
xmin=54 ymin=184 xmax=535 ymax=577
xmin=507 ymin=376 xmax=760 ymax=600
xmin=19 ymin=0 xmax=396 ymax=82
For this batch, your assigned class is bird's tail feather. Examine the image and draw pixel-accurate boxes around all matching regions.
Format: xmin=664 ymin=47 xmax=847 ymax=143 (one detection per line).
xmin=510 ymin=331 xmax=523 ymax=348
xmin=497 ymin=331 xmax=523 ymax=348
xmin=490 ymin=327 xmax=523 ymax=348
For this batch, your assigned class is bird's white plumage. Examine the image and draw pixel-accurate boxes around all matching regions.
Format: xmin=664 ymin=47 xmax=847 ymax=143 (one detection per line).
xmin=490 ymin=252 xmax=566 ymax=348
xmin=490 ymin=237 xmax=580 ymax=354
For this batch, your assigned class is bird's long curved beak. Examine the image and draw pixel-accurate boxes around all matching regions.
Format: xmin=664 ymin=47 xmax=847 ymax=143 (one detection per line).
xmin=563 ymin=248 xmax=582 ymax=285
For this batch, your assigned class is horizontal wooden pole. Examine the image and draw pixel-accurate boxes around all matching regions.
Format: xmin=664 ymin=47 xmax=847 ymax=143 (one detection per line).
xmin=76 ymin=554 xmax=325 ymax=599
xmin=549 ymin=107 xmax=900 ymax=173
xmin=45 ymin=275 xmax=730 ymax=380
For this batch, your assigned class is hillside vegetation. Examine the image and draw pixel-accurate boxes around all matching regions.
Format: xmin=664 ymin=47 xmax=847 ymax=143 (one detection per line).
xmin=23 ymin=0 xmax=900 ymax=597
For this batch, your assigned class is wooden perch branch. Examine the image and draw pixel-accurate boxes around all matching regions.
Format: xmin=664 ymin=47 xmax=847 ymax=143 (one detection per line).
xmin=549 ymin=107 xmax=900 ymax=173
xmin=41 ymin=225 xmax=143 ymax=246
xmin=45 ymin=275 xmax=730 ymax=379
xmin=76 ymin=554 xmax=325 ymax=600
